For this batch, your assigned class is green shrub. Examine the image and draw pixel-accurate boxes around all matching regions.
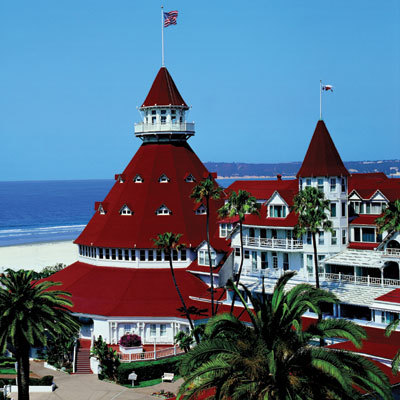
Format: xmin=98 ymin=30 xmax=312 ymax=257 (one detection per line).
xmin=29 ymin=375 xmax=54 ymax=386
xmin=0 ymin=356 xmax=16 ymax=363
xmin=116 ymin=356 xmax=182 ymax=384
xmin=0 ymin=362 xmax=15 ymax=369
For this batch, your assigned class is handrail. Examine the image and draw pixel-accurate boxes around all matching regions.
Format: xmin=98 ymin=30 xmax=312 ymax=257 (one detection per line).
xmin=117 ymin=345 xmax=184 ymax=363
xmin=242 ymin=236 xmax=303 ymax=250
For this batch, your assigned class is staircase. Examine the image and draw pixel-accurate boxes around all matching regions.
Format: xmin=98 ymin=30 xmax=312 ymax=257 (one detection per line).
xmin=75 ymin=339 xmax=92 ymax=374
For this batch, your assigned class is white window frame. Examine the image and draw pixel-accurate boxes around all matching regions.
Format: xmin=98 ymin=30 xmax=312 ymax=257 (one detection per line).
xmin=134 ymin=175 xmax=143 ymax=183
xmin=198 ymin=249 xmax=216 ymax=266
xmin=156 ymin=204 xmax=171 ymax=215
xmin=158 ymin=174 xmax=170 ymax=183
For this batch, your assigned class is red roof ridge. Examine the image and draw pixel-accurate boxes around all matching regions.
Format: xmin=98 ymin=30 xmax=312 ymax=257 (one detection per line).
xmin=141 ymin=67 xmax=188 ymax=109
xmin=297 ymin=120 xmax=349 ymax=178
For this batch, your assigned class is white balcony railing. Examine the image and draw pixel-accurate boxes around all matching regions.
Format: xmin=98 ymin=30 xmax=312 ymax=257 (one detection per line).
xmin=243 ymin=236 xmax=303 ymax=250
xmin=134 ymin=121 xmax=195 ymax=134
xmin=117 ymin=345 xmax=184 ymax=363
xmin=382 ymin=248 xmax=400 ymax=258
xmin=322 ymin=272 xmax=400 ymax=288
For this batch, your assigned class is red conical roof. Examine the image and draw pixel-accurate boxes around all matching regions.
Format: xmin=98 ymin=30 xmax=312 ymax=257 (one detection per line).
xmin=141 ymin=67 xmax=188 ymax=108
xmin=297 ymin=120 xmax=349 ymax=178
xmin=75 ymin=141 xmax=225 ymax=249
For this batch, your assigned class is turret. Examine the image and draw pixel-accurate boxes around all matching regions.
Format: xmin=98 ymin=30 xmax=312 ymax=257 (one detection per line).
xmin=297 ymin=120 xmax=350 ymax=271
xmin=134 ymin=67 xmax=195 ymax=142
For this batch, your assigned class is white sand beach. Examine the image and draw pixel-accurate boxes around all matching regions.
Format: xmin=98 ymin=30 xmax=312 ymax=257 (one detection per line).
xmin=0 ymin=240 xmax=77 ymax=273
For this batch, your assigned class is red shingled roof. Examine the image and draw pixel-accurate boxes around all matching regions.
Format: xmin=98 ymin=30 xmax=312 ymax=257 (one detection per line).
xmin=42 ymin=261 xmax=213 ymax=318
xmin=350 ymin=214 xmax=381 ymax=226
xmin=75 ymin=142 xmax=224 ymax=249
xmin=141 ymin=67 xmax=188 ymax=109
xmin=327 ymin=324 xmax=400 ymax=360
xmin=375 ymin=288 xmax=400 ymax=304
xmin=297 ymin=120 xmax=349 ymax=178
xmin=349 ymin=173 xmax=400 ymax=201
xmin=226 ymin=179 xmax=298 ymax=202
xmin=348 ymin=242 xmax=379 ymax=250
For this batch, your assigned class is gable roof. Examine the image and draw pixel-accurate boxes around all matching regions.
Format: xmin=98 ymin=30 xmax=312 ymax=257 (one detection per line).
xmin=348 ymin=173 xmax=400 ymax=201
xmin=226 ymin=179 xmax=298 ymax=203
xmin=141 ymin=67 xmax=188 ymax=109
xmin=297 ymin=120 xmax=349 ymax=178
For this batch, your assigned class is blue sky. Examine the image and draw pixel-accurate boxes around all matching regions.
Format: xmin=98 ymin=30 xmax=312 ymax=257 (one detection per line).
xmin=1 ymin=1 xmax=399 ymax=181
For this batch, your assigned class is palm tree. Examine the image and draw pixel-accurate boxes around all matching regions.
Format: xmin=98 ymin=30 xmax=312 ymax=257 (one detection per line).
xmin=191 ymin=176 xmax=223 ymax=316
xmin=174 ymin=331 xmax=194 ymax=353
xmin=153 ymin=232 xmax=199 ymax=344
xmin=218 ymin=190 xmax=259 ymax=310
xmin=376 ymin=199 xmax=400 ymax=243
xmin=178 ymin=272 xmax=392 ymax=400
xmin=0 ymin=269 xmax=80 ymax=400
xmin=292 ymin=186 xmax=332 ymax=289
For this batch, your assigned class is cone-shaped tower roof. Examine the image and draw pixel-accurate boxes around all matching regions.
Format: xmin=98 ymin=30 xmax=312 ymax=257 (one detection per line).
xmin=141 ymin=67 xmax=188 ymax=109
xmin=75 ymin=142 xmax=224 ymax=249
xmin=297 ymin=120 xmax=349 ymax=178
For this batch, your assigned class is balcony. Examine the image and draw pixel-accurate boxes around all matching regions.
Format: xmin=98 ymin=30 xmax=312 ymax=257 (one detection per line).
xmin=322 ymin=272 xmax=400 ymax=288
xmin=134 ymin=121 xmax=195 ymax=135
xmin=382 ymin=248 xmax=400 ymax=258
xmin=243 ymin=236 xmax=303 ymax=250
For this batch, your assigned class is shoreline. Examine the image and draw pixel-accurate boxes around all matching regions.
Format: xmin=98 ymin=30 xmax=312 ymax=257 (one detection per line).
xmin=0 ymin=240 xmax=78 ymax=272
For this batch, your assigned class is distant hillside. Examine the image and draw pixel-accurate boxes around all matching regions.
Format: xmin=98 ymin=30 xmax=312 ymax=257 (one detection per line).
xmin=204 ymin=160 xmax=400 ymax=179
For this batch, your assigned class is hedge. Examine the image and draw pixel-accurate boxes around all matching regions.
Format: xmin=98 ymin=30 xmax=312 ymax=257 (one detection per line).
xmin=116 ymin=356 xmax=182 ymax=384
xmin=0 ymin=375 xmax=53 ymax=387
xmin=0 ymin=356 xmax=16 ymax=363
xmin=0 ymin=362 xmax=15 ymax=369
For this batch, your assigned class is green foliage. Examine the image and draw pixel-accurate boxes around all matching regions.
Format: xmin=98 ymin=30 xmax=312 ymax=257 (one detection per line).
xmin=178 ymin=272 xmax=392 ymax=400
xmin=218 ymin=190 xmax=260 ymax=222
xmin=0 ymin=356 xmax=16 ymax=363
xmin=91 ymin=335 xmax=120 ymax=381
xmin=0 ymin=375 xmax=53 ymax=386
xmin=4 ymin=264 xmax=66 ymax=281
xmin=174 ymin=331 xmax=194 ymax=353
xmin=0 ymin=269 xmax=80 ymax=399
xmin=153 ymin=232 xmax=198 ymax=342
xmin=117 ymin=355 xmax=182 ymax=384
xmin=45 ymin=330 xmax=78 ymax=371
xmin=292 ymin=186 xmax=332 ymax=236
xmin=218 ymin=190 xmax=260 ymax=310
xmin=191 ymin=177 xmax=223 ymax=317
xmin=376 ymin=199 xmax=400 ymax=234
xmin=292 ymin=186 xmax=332 ymax=289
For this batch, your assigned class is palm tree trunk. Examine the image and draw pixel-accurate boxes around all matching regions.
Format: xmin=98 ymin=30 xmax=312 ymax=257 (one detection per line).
xmin=312 ymin=231 xmax=324 ymax=346
xmin=16 ymin=340 xmax=30 ymax=400
xmin=206 ymin=196 xmax=215 ymax=317
xmin=168 ymin=253 xmax=199 ymax=344
xmin=231 ymin=219 xmax=244 ymax=312
xmin=312 ymin=231 xmax=320 ymax=289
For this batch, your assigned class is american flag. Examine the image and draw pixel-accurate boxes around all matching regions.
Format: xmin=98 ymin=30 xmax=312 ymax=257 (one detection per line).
xmin=164 ymin=10 xmax=178 ymax=27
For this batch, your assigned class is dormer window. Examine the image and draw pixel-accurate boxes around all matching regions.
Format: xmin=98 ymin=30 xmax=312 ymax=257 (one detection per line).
xmin=134 ymin=174 xmax=143 ymax=183
xmin=115 ymin=174 xmax=125 ymax=183
xmin=120 ymin=205 xmax=133 ymax=215
xmin=159 ymin=174 xmax=170 ymax=183
xmin=220 ymin=223 xmax=233 ymax=238
xmin=185 ymin=173 xmax=196 ymax=183
xmin=269 ymin=205 xmax=286 ymax=218
xmin=156 ymin=204 xmax=171 ymax=215
xmin=98 ymin=205 xmax=106 ymax=215
xmin=195 ymin=205 xmax=207 ymax=215
xmin=198 ymin=249 xmax=216 ymax=266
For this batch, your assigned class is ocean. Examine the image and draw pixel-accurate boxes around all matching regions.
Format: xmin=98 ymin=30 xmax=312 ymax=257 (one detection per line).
xmin=0 ymin=178 xmax=240 ymax=247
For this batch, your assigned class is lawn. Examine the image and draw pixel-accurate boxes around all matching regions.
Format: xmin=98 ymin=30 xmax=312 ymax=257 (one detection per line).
xmin=0 ymin=368 xmax=16 ymax=374
xmin=123 ymin=377 xmax=162 ymax=388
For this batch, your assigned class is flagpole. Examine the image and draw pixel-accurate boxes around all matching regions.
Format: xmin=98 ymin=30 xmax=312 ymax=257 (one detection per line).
xmin=161 ymin=6 xmax=165 ymax=66
xmin=319 ymin=80 xmax=322 ymax=120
